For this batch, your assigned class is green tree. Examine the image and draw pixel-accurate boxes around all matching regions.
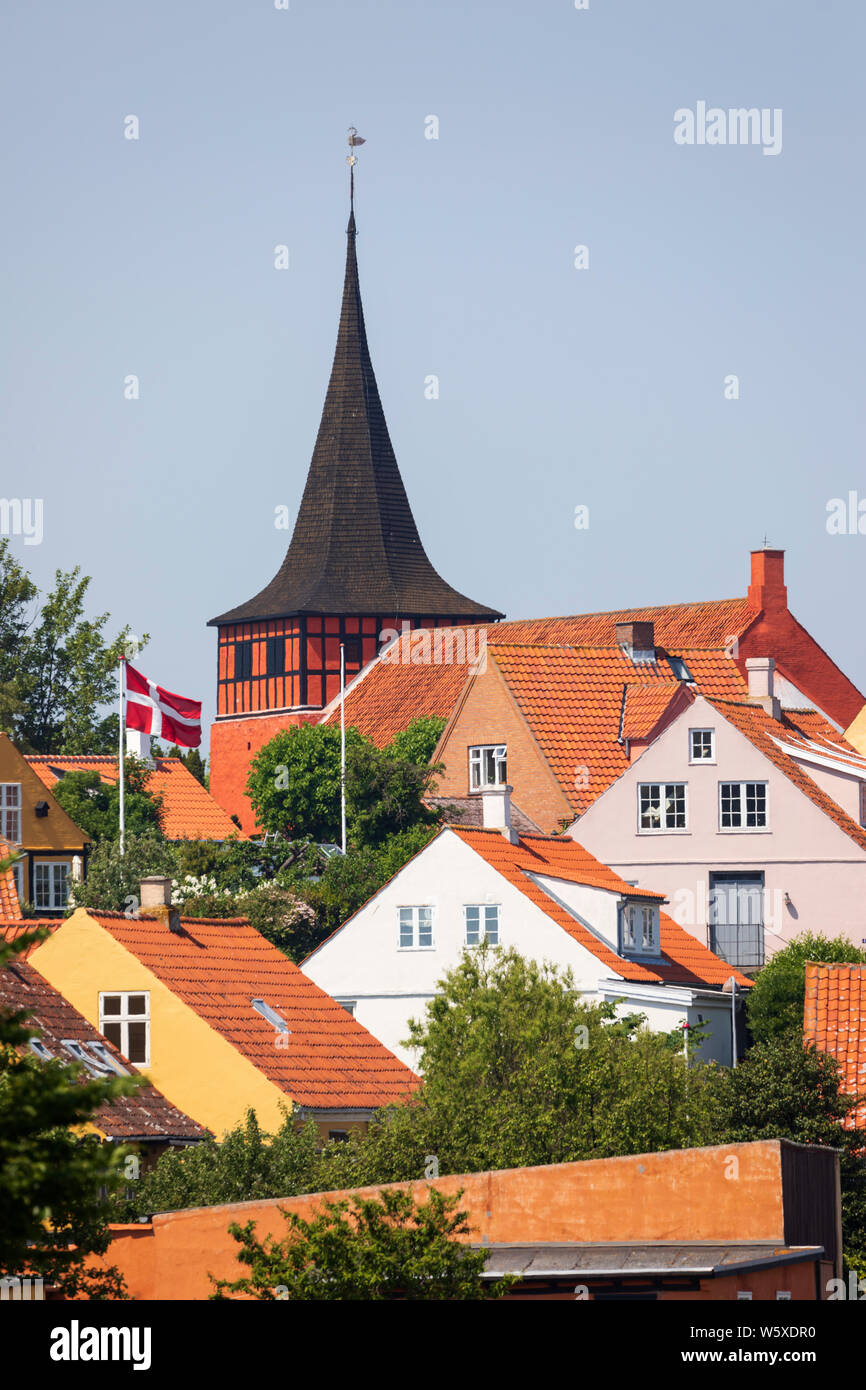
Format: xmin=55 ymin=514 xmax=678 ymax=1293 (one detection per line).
xmin=746 ymin=933 xmax=866 ymax=1044
xmin=9 ymin=563 xmax=144 ymax=754
xmin=211 ymin=1186 xmax=510 ymax=1301
xmin=711 ymin=1031 xmax=866 ymax=1270
xmin=155 ymin=743 xmax=208 ymax=787
xmin=52 ymin=758 xmax=164 ymax=843
xmin=70 ymin=832 xmax=177 ymax=913
xmin=0 ymin=920 xmax=136 ymax=1297
xmin=386 ymin=716 xmax=447 ymax=766
xmin=0 ymin=540 xmax=37 ymax=739
xmin=246 ymin=722 xmax=441 ymax=847
xmin=346 ymin=947 xmax=716 ymax=1183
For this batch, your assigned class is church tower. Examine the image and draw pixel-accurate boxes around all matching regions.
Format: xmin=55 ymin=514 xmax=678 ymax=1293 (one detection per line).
xmin=208 ymin=156 xmax=502 ymax=829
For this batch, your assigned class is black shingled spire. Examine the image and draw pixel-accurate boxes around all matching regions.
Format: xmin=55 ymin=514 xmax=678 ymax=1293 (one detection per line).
xmin=210 ymin=207 xmax=503 ymax=626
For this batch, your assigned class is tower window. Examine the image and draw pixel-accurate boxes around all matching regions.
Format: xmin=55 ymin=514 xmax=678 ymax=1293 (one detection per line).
xmin=234 ymin=640 xmax=252 ymax=681
xmin=266 ymin=636 xmax=285 ymax=677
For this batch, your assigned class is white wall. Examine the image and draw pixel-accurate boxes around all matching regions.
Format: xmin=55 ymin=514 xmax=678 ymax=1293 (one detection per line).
xmin=303 ymin=828 xmax=732 ymax=1068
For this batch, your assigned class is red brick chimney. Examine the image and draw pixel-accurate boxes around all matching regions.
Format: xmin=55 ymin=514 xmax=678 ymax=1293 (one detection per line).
xmin=747 ymin=549 xmax=787 ymax=614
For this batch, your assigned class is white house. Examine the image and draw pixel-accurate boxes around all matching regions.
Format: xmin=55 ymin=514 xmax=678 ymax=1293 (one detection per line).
xmin=567 ymin=662 xmax=866 ymax=972
xmin=302 ymin=789 xmax=750 ymax=1071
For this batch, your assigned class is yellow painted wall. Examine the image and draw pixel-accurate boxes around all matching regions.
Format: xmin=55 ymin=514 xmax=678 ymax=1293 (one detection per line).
xmin=0 ymin=733 xmax=89 ymax=902
xmin=29 ymin=909 xmax=291 ymax=1138
xmin=844 ymin=704 xmax=866 ymax=758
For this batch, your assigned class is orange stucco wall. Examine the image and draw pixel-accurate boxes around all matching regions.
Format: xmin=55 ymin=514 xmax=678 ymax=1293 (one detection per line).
xmin=434 ymin=660 xmax=572 ymax=833
xmin=102 ymin=1141 xmax=792 ymax=1300
xmin=209 ymin=713 xmax=317 ymax=834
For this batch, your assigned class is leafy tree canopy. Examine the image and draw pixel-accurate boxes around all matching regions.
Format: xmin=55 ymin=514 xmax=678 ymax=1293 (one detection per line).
xmin=0 ymin=917 xmax=135 ymax=1297
xmin=52 ymin=758 xmax=163 ymax=843
xmin=746 ymin=932 xmax=866 ymax=1044
xmin=70 ymin=831 xmax=177 ymax=914
xmin=211 ymin=1185 xmax=510 ymax=1301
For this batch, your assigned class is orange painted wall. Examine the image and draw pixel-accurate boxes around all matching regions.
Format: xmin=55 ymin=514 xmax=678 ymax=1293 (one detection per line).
xmin=102 ymin=1141 xmax=792 ymax=1300
xmin=209 ymin=713 xmax=318 ymax=834
xmin=434 ymin=660 xmax=572 ymax=833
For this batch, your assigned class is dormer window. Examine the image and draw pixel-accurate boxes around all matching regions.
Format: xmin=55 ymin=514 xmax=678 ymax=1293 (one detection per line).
xmin=689 ymin=729 xmax=715 ymax=763
xmin=621 ymin=902 xmax=659 ymax=955
xmin=469 ymin=745 xmax=507 ymax=791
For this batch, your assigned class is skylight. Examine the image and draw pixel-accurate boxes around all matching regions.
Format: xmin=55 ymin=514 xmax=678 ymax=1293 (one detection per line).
xmin=251 ymin=998 xmax=290 ymax=1034
xmin=665 ymin=654 xmax=693 ymax=683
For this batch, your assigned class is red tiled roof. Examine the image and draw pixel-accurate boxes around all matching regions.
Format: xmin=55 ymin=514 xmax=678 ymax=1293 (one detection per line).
xmin=0 ymin=959 xmax=207 ymax=1142
xmin=0 ymin=920 xmax=63 ymax=956
xmin=488 ymin=597 xmax=757 ymax=649
xmin=620 ymin=682 xmax=686 ymax=742
xmin=0 ymin=840 xmax=21 ymax=918
xmin=425 ymin=796 xmax=543 ymax=836
xmin=804 ymin=963 xmax=866 ymax=1129
xmin=320 ymin=627 xmax=480 ymax=748
xmin=450 ymin=827 xmax=751 ymax=989
xmin=89 ymin=910 xmax=417 ymax=1110
xmin=708 ymin=700 xmax=866 ymax=856
xmin=27 ymin=756 xmax=244 ymax=841
xmin=491 ymin=645 xmax=748 ymax=814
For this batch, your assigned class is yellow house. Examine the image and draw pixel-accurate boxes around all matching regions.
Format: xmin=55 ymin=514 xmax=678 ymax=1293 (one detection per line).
xmin=24 ymin=877 xmax=416 ymax=1141
xmin=0 ymin=732 xmax=89 ymax=913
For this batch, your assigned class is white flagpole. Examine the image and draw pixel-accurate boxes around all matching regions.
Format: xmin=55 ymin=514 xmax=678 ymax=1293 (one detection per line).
xmin=119 ymin=657 xmax=126 ymax=856
xmin=340 ymin=643 xmax=346 ymax=855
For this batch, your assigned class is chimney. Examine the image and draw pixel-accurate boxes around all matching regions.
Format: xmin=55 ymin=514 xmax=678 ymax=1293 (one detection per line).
xmin=481 ymin=785 xmax=519 ymax=844
xmin=139 ymin=875 xmax=183 ymax=933
xmin=615 ymin=620 xmax=655 ymax=664
xmin=745 ymin=657 xmax=782 ymax=720
xmin=126 ymin=727 xmax=155 ymax=767
xmin=747 ymin=548 xmax=787 ymax=613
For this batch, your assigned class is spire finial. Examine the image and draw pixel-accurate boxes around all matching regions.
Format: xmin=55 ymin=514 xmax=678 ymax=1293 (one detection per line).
xmin=346 ymin=127 xmax=365 ymax=223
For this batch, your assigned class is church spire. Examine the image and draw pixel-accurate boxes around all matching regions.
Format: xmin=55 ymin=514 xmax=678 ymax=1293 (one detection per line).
xmin=210 ymin=142 xmax=502 ymax=627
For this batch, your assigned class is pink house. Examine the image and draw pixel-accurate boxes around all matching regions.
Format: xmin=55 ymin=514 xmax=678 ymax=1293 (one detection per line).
xmin=568 ymin=660 xmax=866 ymax=972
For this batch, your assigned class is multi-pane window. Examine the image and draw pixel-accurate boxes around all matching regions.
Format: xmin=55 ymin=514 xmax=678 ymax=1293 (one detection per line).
xmin=638 ymin=783 xmax=687 ymax=831
xmin=99 ymin=992 xmax=150 ymax=1065
xmin=464 ymin=905 xmax=500 ymax=946
xmin=33 ymin=862 xmax=69 ymax=910
xmin=265 ymin=636 xmax=285 ymax=678
xmin=719 ymin=782 xmax=768 ymax=829
xmin=234 ymin=640 xmax=252 ymax=681
xmin=622 ymin=903 xmax=658 ymax=953
xmin=0 ymin=784 xmax=21 ymax=843
xmin=469 ymin=745 xmax=507 ymax=791
xmin=689 ymin=729 xmax=715 ymax=762
xmin=398 ymin=906 xmax=434 ymax=949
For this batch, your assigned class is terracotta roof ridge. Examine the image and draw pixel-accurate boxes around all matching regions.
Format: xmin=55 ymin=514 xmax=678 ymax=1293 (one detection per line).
xmin=498 ymin=596 xmax=752 ymax=624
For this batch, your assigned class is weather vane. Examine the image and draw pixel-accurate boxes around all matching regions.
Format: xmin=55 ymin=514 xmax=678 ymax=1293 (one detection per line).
xmin=346 ymin=127 xmax=366 ymax=211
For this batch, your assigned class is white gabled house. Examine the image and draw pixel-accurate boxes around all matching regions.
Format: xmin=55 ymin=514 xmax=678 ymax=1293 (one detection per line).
xmin=302 ymin=788 xmax=750 ymax=1071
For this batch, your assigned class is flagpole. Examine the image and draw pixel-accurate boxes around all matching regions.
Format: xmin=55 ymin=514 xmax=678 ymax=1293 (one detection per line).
xmin=340 ymin=643 xmax=346 ymax=855
xmin=119 ymin=657 xmax=126 ymax=856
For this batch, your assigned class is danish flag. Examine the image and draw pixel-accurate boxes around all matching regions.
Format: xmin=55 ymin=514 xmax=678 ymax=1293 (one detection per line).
xmin=124 ymin=662 xmax=202 ymax=749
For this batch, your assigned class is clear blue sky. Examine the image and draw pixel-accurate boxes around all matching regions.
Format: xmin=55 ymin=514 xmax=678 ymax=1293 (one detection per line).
xmin=2 ymin=0 xmax=864 ymax=751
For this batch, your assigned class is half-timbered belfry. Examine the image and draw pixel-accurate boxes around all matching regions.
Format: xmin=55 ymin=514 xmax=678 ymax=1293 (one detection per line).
xmin=208 ymin=138 xmax=502 ymax=827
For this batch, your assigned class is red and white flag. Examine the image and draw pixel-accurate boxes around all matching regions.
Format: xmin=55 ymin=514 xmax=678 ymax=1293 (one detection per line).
xmin=124 ymin=662 xmax=202 ymax=749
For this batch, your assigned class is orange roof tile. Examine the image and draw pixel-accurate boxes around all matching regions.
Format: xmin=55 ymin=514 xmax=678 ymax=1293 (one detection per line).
xmin=320 ymin=628 xmax=480 ymax=747
xmin=707 ymin=701 xmax=866 ymax=856
xmin=620 ymin=682 xmax=686 ymax=743
xmin=804 ymin=963 xmax=866 ymax=1129
xmin=0 ymin=839 xmax=21 ymax=918
xmin=488 ymin=597 xmax=757 ymax=649
xmin=0 ymin=959 xmax=207 ymax=1142
xmin=491 ymin=645 xmax=748 ymax=814
xmin=27 ymin=756 xmax=244 ymax=841
xmin=89 ymin=910 xmax=417 ymax=1111
xmin=450 ymin=827 xmax=752 ymax=989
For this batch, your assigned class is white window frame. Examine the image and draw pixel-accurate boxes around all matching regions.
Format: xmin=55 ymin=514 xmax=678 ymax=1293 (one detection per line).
xmin=464 ymin=904 xmax=500 ymax=947
xmin=33 ymin=860 xmax=70 ymax=910
xmin=397 ymin=906 xmax=435 ymax=951
xmin=11 ymin=859 xmax=23 ymax=906
xmin=621 ymin=902 xmax=659 ymax=955
xmin=469 ymin=744 xmax=507 ymax=791
xmin=637 ymin=782 xmax=688 ymax=833
xmin=0 ymin=783 xmax=21 ymax=843
xmin=60 ymin=1040 xmax=128 ymax=1078
xmin=688 ymin=728 xmax=716 ymax=764
xmin=98 ymin=991 xmax=150 ymax=1066
xmin=335 ymin=999 xmax=357 ymax=1016
xmin=718 ymin=780 xmax=769 ymax=831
